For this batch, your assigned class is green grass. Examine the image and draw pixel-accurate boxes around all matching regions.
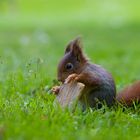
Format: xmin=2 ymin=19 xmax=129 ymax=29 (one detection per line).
xmin=0 ymin=0 xmax=140 ymax=139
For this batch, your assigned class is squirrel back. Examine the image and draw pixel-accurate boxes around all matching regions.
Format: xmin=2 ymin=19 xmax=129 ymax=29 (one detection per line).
xmin=57 ymin=37 xmax=140 ymax=108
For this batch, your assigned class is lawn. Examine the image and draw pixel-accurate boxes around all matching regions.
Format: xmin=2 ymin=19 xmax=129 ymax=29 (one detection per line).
xmin=0 ymin=0 xmax=140 ymax=139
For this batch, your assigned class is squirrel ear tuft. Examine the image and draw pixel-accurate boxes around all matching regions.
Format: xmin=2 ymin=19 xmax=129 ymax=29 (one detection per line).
xmin=65 ymin=37 xmax=81 ymax=54
xmin=65 ymin=37 xmax=88 ymax=63
xmin=71 ymin=37 xmax=87 ymax=63
xmin=65 ymin=43 xmax=72 ymax=54
xmin=72 ymin=37 xmax=81 ymax=48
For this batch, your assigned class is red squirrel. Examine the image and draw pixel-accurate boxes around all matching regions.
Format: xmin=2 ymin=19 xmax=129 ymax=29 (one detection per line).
xmin=52 ymin=37 xmax=140 ymax=109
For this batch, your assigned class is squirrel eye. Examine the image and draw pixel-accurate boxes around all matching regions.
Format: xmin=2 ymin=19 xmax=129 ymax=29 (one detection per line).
xmin=65 ymin=63 xmax=73 ymax=70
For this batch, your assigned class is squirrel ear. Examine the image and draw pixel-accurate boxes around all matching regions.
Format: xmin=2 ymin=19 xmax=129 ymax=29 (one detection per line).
xmin=71 ymin=37 xmax=87 ymax=62
xmin=65 ymin=43 xmax=72 ymax=54
xmin=65 ymin=37 xmax=81 ymax=54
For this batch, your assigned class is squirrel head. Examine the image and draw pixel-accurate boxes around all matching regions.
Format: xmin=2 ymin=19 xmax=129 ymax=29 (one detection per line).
xmin=57 ymin=37 xmax=88 ymax=82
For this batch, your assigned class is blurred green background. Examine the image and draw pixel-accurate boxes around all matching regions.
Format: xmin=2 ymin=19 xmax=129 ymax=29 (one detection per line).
xmin=0 ymin=0 xmax=140 ymax=84
xmin=0 ymin=1 xmax=140 ymax=139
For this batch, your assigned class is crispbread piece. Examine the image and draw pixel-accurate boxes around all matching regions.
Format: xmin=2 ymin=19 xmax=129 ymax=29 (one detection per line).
xmin=56 ymin=82 xmax=85 ymax=108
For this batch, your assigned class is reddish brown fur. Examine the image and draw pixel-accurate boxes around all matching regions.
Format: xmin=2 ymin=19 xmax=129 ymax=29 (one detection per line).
xmin=76 ymin=72 xmax=100 ymax=87
xmin=56 ymin=37 xmax=116 ymax=108
xmin=54 ymin=37 xmax=140 ymax=108
xmin=116 ymin=81 xmax=140 ymax=106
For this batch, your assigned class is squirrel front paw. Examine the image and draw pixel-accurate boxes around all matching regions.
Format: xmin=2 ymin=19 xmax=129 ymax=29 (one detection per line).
xmin=51 ymin=86 xmax=60 ymax=95
xmin=65 ymin=74 xmax=79 ymax=84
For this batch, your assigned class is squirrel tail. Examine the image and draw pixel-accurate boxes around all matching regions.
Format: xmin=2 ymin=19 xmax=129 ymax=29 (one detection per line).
xmin=116 ymin=81 xmax=140 ymax=106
